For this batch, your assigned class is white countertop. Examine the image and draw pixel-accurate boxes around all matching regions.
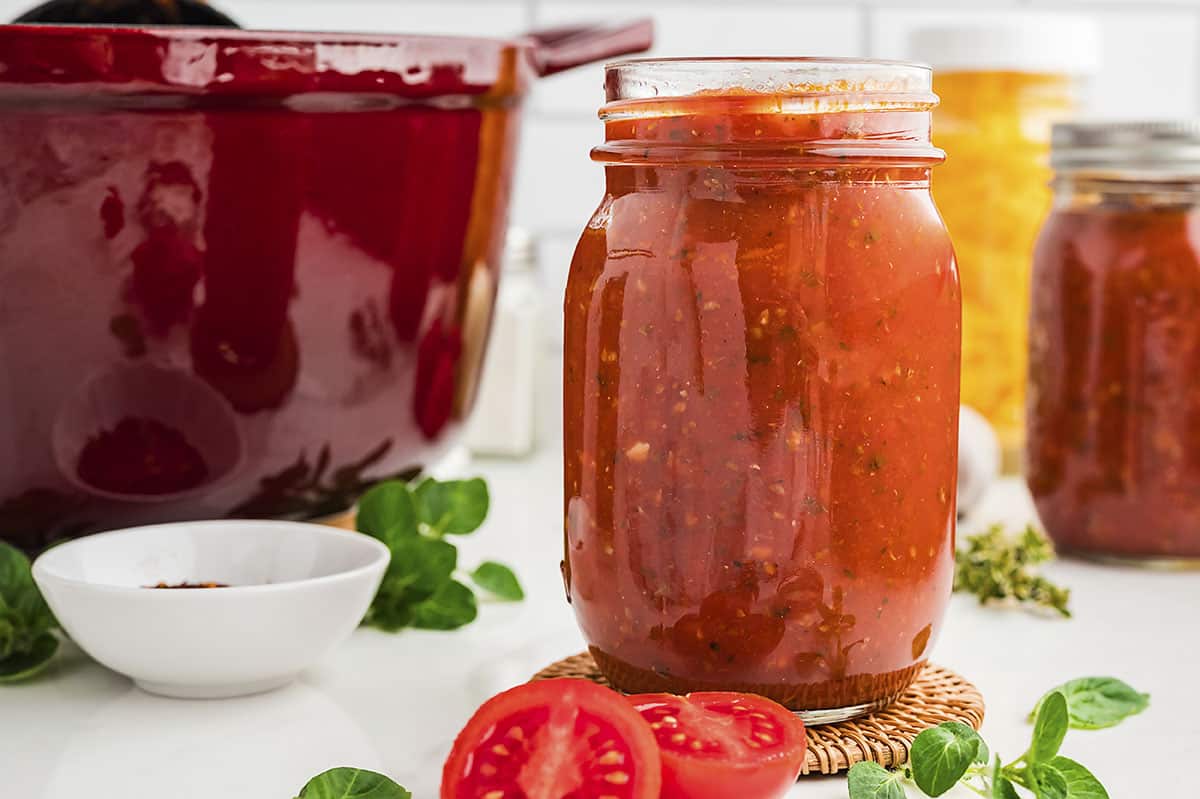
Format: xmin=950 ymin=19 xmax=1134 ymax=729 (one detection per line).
xmin=5 ymin=419 xmax=1198 ymax=798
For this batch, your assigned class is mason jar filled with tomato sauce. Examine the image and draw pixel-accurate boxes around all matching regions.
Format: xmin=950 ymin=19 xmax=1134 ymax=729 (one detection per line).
xmin=1029 ymin=122 xmax=1200 ymax=564
xmin=563 ymin=59 xmax=961 ymax=722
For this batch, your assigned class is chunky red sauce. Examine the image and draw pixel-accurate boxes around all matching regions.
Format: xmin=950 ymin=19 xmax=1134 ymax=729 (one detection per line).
xmin=564 ymin=82 xmax=960 ymax=712
xmin=1029 ymin=195 xmax=1200 ymax=560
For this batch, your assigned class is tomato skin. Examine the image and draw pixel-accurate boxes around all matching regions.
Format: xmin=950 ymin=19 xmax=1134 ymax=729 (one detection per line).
xmin=441 ymin=678 xmax=661 ymax=799
xmin=629 ymin=691 xmax=807 ymax=799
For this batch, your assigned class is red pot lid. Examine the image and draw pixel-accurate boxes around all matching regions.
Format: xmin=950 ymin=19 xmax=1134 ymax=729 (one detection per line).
xmin=0 ymin=24 xmax=535 ymax=100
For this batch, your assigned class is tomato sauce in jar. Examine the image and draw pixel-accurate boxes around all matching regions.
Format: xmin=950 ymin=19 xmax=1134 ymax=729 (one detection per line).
xmin=1029 ymin=122 xmax=1200 ymax=563
xmin=563 ymin=59 xmax=961 ymax=720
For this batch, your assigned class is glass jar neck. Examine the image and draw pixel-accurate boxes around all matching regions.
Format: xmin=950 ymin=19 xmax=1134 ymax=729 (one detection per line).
xmin=1052 ymin=174 xmax=1200 ymax=209
xmin=595 ymin=58 xmax=943 ymax=168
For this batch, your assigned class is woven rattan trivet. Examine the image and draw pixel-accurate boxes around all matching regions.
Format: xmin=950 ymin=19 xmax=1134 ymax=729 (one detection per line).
xmin=531 ymin=652 xmax=985 ymax=776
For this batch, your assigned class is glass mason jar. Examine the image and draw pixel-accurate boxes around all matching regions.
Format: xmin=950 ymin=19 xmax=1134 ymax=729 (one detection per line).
xmin=563 ymin=59 xmax=961 ymax=721
xmin=909 ymin=16 xmax=1098 ymax=471
xmin=1029 ymin=122 xmax=1200 ymax=564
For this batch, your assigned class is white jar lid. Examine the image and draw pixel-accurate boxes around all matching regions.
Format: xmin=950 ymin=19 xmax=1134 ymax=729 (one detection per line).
xmin=907 ymin=14 xmax=1101 ymax=76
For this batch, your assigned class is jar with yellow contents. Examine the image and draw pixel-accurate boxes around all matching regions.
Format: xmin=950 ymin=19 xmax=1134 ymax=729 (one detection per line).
xmin=909 ymin=16 xmax=1099 ymax=470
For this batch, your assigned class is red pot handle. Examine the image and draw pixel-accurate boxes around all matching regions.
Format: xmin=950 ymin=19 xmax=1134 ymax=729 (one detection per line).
xmin=523 ymin=18 xmax=654 ymax=77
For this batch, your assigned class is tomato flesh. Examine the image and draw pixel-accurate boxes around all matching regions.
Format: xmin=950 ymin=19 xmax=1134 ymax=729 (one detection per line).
xmin=442 ymin=678 xmax=661 ymax=799
xmin=629 ymin=692 xmax=807 ymax=799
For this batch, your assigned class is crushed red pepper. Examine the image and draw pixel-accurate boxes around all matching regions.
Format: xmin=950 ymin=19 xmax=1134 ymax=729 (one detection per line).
xmin=149 ymin=582 xmax=229 ymax=589
xmin=563 ymin=77 xmax=960 ymax=712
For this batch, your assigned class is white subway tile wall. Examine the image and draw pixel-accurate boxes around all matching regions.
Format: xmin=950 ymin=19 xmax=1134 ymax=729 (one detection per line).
xmin=3 ymin=0 xmax=1199 ymax=315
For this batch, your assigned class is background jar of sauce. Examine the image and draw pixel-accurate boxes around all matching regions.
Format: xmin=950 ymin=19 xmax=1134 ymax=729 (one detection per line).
xmin=908 ymin=16 xmax=1098 ymax=472
xmin=563 ymin=58 xmax=961 ymax=722
xmin=1029 ymin=121 xmax=1200 ymax=564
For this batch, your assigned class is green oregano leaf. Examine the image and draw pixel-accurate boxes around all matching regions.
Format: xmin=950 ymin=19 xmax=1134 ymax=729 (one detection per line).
xmin=1034 ymin=763 xmax=1069 ymax=799
xmin=1030 ymin=677 xmax=1149 ymax=730
xmin=991 ymin=755 xmax=1019 ymax=799
xmin=296 ymin=767 xmax=411 ymax=799
xmin=413 ymin=478 xmax=489 ymax=535
xmin=0 ymin=632 xmax=59 ymax=683
xmin=910 ymin=722 xmax=987 ymax=796
xmin=357 ymin=482 xmax=418 ymax=544
xmin=385 ymin=537 xmax=457 ymax=601
xmin=1035 ymin=756 xmax=1109 ymax=799
xmin=0 ymin=542 xmax=60 ymax=683
xmin=470 ymin=561 xmax=524 ymax=601
xmin=847 ymin=761 xmax=907 ymax=799
xmin=1029 ymin=691 xmax=1069 ymax=764
xmin=410 ymin=580 xmax=478 ymax=630
xmin=994 ymin=775 xmax=1021 ymax=799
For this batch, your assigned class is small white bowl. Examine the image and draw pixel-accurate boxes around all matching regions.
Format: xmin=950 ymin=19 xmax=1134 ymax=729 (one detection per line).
xmin=32 ymin=521 xmax=389 ymax=699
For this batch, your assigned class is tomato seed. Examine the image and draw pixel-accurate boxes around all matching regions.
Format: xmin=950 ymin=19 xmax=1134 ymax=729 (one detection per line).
xmin=491 ymin=744 xmax=511 ymax=757
xmin=597 ymin=750 xmax=625 ymax=766
xmin=483 ymin=792 xmax=504 ymax=799
xmin=605 ymin=772 xmax=631 ymax=785
xmin=506 ymin=727 xmax=525 ymax=741
xmin=670 ymin=733 xmax=687 ymax=744
xmin=480 ymin=764 xmax=497 ymax=777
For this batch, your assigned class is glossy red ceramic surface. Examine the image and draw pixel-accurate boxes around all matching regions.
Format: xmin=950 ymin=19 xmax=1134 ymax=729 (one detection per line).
xmin=0 ymin=22 xmax=650 ymax=551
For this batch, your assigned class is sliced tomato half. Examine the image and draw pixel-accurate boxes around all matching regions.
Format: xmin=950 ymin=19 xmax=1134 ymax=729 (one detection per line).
xmin=629 ymin=691 xmax=807 ymax=799
xmin=442 ymin=678 xmax=662 ymax=799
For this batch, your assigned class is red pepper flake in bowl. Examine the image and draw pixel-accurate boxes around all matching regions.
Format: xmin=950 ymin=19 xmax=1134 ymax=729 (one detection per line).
xmin=148 ymin=582 xmax=229 ymax=589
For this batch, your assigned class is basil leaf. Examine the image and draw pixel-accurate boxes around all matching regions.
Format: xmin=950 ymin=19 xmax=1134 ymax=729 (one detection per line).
xmin=1030 ymin=677 xmax=1149 ymax=730
xmin=297 ymin=767 xmax=411 ymax=799
xmin=385 ymin=537 xmax=456 ymax=601
xmin=0 ymin=633 xmax=59 ymax=683
xmin=1035 ymin=757 xmax=1109 ymax=799
xmin=413 ymin=478 xmax=489 ymax=536
xmin=1029 ymin=691 xmax=1069 ymax=764
xmin=410 ymin=580 xmax=477 ymax=630
xmin=847 ymin=761 xmax=907 ymax=799
xmin=470 ymin=561 xmax=524 ymax=601
xmin=357 ymin=482 xmax=418 ymax=544
xmin=910 ymin=722 xmax=987 ymax=797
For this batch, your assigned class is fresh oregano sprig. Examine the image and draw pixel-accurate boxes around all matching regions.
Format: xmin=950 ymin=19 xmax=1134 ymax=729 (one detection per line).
xmin=0 ymin=541 xmax=60 ymax=683
xmin=954 ymin=524 xmax=1071 ymax=617
xmin=847 ymin=676 xmax=1148 ymax=799
xmin=1029 ymin=677 xmax=1149 ymax=731
xmin=296 ymin=767 xmax=410 ymax=799
xmin=357 ymin=477 xmax=524 ymax=632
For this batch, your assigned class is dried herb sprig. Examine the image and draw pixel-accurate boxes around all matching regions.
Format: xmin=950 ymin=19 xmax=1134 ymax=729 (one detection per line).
xmin=954 ymin=524 xmax=1071 ymax=617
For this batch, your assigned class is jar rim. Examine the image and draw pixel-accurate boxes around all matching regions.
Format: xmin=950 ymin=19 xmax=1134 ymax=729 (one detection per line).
xmin=603 ymin=56 xmax=935 ymax=108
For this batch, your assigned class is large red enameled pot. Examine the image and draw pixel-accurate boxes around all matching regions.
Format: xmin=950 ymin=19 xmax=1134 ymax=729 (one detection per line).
xmin=0 ymin=20 xmax=652 ymax=552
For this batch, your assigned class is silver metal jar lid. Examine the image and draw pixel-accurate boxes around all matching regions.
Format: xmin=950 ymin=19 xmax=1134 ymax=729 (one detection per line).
xmin=1051 ymin=121 xmax=1200 ymax=178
